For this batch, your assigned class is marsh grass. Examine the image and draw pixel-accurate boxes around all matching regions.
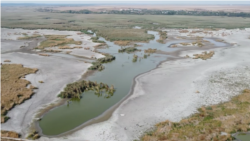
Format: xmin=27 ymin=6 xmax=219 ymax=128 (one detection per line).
xmin=38 ymin=35 xmax=82 ymax=49
xmin=144 ymin=48 xmax=157 ymax=53
xmin=118 ymin=47 xmax=139 ymax=53
xmin=58 ymin=80 xmax=115 ymax=99
xmin=1 ymin=130 xmax=20 ymax=138
xmin=133 ymin=54 xmax=138 ymax=62
xmin=89 ymin=55 xmax=115 ymax=71
xmin=96 ymin=28 xmax=154 ymax=41
xmin=193 ymin=51 xmax=214 ymax=60
xmin=114 ymin=41 xmax=130 ymax=46
xmin=1 ymin=64 xmax=38 ymax=123
xmin=157 ymin=31 xmax=167 ymax=43
xmin=18 ymin=34 xmax=41 ymax=40
xmin=26 ymin=131 xmax=40 ymax=140
xmin=91 ymin=36 xmax=105 ymax=43
xmin=142 ymin=89 xmax=250 ymax=141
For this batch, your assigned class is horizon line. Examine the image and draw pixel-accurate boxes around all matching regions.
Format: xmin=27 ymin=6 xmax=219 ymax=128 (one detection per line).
xmin=0 ymin=2 xmax=250 ymax=5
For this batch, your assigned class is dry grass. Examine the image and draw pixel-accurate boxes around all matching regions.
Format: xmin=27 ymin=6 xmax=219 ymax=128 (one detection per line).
xmin=1 ymin=64 xmax=38 ymax=123
xmin=38 ymin=53 xmax=50 ymax=56
xmin=157 ymin=31 xmax=167 ymax=43
xmin=58 ymin=46 xmax=74 ymax=49
xmin=144 ymin=48 xmax=157 ymax=53
xmin=193 ymin=51 xmax=214 ymax=60
xmin=142 ymin=89 xmax=250 ymax=141
xmin=4 ymin=60 xmax=11 ymax=62
xmin=37 ymin=35 xmax=82 ymax=49
xmin=18 ymin=34 xmax=41 ymax=40
xmin=66 ymin=51 xmax=72 ymax=54
xmin=1 ymin=130 xmax=20 ymax=138
xmin=114 ymin=41 xmax=130 ymax=46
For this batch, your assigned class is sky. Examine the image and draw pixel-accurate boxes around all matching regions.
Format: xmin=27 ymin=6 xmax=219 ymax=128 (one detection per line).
xmin=2 ymin=0 xmax=250 ymax=5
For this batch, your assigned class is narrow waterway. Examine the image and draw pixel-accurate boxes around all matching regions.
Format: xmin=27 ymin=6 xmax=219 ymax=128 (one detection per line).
xmin=38 ymin=31 xmax=225 ymax=136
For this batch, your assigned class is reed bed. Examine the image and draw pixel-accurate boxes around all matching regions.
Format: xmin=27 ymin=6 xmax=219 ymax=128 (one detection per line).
xmin=157 ymin=31 xmax=167 ymax=43
xmin=193 ymin=51 xmax=214 ymax=60
xmin=38 ymin=35 xmax=82 ymax=49
xmin=1 ymin=64 xmax=38 ymax=123
xmin=118 ymin=47 xmax=140 ymax=53
xmin=1 ymin=130 xmax=20 ymax=138
xmin=89 ymin=55 xmax=115 ymax=71
xmin=96 ymin=28 xmax=154 ymax=41
xmin=18 ymin=34 xmax=41 ymax=40
xmin=26 ymin=131 xmax=40 ymax=140
xmin=58 ymin=80 xmax=115 ymax=99
xmin=144 ymin=48 xmax=157 ymax=53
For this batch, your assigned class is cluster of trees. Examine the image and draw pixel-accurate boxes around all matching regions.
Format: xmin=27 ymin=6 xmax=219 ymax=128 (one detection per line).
xmin=38 ymin=8 xmax=250 ymax=17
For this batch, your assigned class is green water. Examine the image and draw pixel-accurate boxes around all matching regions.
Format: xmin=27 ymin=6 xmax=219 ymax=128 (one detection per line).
xmin=39 ymin=31 xmax=191 ymax=135
xmin=235 ymin=133 xmax=250 ymax=141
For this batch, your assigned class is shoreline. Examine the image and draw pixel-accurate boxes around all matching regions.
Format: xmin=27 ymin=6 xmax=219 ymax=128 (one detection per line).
xmin=38 ymin=28 xmax=250 ymax=141
xmin=36 ymin=36 xmax=231 ymax=138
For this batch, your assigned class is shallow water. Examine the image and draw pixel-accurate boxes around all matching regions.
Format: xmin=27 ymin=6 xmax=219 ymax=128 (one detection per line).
xmin=39 ymin=31 xmax=218 ymax=135
xmin=235 ymin=133 xmax=250 ymax=141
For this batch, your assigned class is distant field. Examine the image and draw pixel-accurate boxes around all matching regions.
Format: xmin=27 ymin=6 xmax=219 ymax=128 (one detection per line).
xmin=2 ymin=7 xmax=250 ymax=41
xmin=53 ymin=5 xmax=250 ymax=13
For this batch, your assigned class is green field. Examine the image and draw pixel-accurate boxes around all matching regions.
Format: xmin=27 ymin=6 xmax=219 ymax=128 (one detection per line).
xmin=2 ymin=7 xmax=250 ymax=41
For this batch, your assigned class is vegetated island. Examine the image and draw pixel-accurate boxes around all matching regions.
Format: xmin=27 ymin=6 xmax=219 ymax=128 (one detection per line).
xmin=88 ymin=55 xmax=116 ymax=71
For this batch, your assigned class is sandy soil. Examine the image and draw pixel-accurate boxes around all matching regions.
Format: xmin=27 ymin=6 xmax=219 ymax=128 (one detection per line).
xmin=53 ymin=5 xmax=250 ymax=13
xmin=37 ymin=28 xmax=250 ymax=141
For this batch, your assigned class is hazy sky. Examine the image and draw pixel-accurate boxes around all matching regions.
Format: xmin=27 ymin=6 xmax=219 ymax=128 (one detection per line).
xmin=2 ymin=0 xmax=250 ymax=5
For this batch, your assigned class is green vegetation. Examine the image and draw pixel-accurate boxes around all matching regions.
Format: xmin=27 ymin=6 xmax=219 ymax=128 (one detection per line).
xmin=81 ymin=29 xmax=93 ymax=35
xmin=97 ymin=55 xmax=116 ymax=63
xmin=88 ymin=55 xmax=116 ymax=71
xmin=18 ymin=34 xmax=41 ymax=40
xmin=118 ymin=47 xmax=140 ymax=53
xmin=142 ymin=89 xmax=250 ymax=141
xmin=96 ymin=28 xmax=154 ymax=41
xmin=88 ymin=62 xmax=105 ymax=71
xmin=26 ymin=131 xmax=40 ymax=140
xmin=91 ymin=36 xmax=105 ymax=43
xmin=2 ymin=7 xmax=250 ymax=42
xmin=58 ymin=80 xmax=115 ymax=99
xmin=38 ymin=35 xmax=82 ymax=49
xmin=144 ymin=48 xmax=157 ymax=53
xmin=193 ymin=51 xmax=215 ymax=60
xmin=133 ymin=54 xmax=138 ymax=62
xmin=157 ymin=31 xmax=167 ymax=43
